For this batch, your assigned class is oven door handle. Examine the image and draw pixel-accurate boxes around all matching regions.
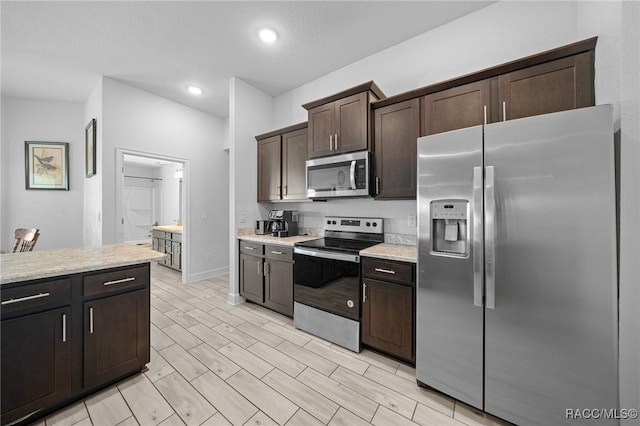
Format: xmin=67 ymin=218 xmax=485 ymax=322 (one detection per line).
xmin=294 ymin=247 xmax=360 ymax=263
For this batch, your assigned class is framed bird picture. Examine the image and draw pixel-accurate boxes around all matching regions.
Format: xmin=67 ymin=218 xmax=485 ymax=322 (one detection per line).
xmin=25 ymin=141 xmax=69 ymax=190
xmin=85 ymin=118 xmax=96 ymax=178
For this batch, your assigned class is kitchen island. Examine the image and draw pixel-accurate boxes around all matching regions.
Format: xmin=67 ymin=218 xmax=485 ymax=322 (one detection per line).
xmin=0 ymin=244 xmax=165 ymax=426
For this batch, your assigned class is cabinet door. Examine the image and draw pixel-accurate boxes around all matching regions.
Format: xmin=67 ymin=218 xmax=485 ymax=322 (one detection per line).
xmin=171 ymin=242 xmax=181 ymax=271
xmin=374 ymin=99 xmax=420 ymax=199
xmin=239 ymin=254 xmax=264 ymax=303
xmin=308 ymin=102 xmax=334 ymax=158
xmin=335 ymin=92 xmax=368 ymax=153
xmin=84 ymin=289 xmax=149 ymax=389
xmin=282 ymin=127 xmax=308 ymax=201
xmin=1 ymin=307 xmax=71 ymax=425
xmin=362 ymin=278 xmax=414 ymax=362
xmin=422 ymin=79 xmax=492 ymax=135
xmin=264 ymin=260 xmax=293 ymax=317
xmin=257 ymin=135 xmax=282 ymax=201
xmin=498 ymin=52 xmax=593 ymax=121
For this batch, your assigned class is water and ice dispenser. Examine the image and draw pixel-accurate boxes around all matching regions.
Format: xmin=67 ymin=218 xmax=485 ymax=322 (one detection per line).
xmin=431 ymin=200 xmax=469 ymax=257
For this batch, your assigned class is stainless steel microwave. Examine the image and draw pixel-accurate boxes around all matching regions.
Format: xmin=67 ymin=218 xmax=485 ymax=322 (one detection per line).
xmin=306 ymin=151 xmax=371 ymax=199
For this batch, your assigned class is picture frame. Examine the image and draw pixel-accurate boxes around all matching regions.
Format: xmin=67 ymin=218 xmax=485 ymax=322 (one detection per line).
xmin=25 ymin=141 xmax=69 ymax=190
xmin=85 ymin=118 xmax=96 ymax=177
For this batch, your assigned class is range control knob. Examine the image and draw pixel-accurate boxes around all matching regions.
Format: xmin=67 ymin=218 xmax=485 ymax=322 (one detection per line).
xmin=327 ymin=220 xmax=331 ymax=225
xmin=332 ymin=220 xmax=337 ymax=225
xmin=372 ymin=222 xmax=378 ymax=227
xmin=366 ymin=222 xmax=371 ymax=227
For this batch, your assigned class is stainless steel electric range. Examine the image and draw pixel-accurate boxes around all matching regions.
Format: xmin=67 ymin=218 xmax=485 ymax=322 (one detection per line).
xmin=293 ymin=216 xmax=383 ymax=352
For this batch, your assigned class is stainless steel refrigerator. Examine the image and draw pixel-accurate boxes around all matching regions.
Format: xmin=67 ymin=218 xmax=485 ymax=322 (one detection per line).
xmin=416 ymin=105 xmax=618 ymax=426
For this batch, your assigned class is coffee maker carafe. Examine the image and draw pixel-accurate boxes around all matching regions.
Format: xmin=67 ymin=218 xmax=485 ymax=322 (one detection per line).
xmin=267 ymin=210 xmax=299 ymax=237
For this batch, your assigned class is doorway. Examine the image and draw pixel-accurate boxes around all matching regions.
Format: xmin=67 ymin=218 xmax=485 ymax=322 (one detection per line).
xmin=115 ymin=148 xmax=189 ymax=284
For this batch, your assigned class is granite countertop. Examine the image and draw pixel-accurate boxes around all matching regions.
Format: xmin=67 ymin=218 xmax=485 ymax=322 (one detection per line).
xmin=238 ymin=233 xmax=321 ymax=247
xmin=152 ymin=225 xmax=183 ymax=233
xmin=0 ymin=244 xmax=167 ymax=285
xmin=360 ymin=243 xmax=417 ymax=263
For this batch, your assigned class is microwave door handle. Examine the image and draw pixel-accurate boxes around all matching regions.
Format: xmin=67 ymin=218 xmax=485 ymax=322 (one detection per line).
xmin=350 ymin=161 xmax=357 ymax=189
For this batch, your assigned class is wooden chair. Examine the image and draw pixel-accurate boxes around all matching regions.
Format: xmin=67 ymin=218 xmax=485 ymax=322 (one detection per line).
xmin=12 ymin=228 xmax=40 ymax=253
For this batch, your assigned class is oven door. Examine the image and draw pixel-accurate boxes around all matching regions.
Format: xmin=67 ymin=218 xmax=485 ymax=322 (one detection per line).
xmin=293 ymin=247 xmax=360 ymax=321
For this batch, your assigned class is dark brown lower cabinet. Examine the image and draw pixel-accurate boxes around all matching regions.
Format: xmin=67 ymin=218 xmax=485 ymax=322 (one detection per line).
xmin=1 ymin=307 xmax=71 ymax=425
xmin=361 ymin=257 xmax=415 ymax=363
xmin=238 ymin=241 xmax=294 ymax=317
xmin=264 ymin=259 xmax=293 ymax=316
xmin=84 ymin=289 xmax=149 ymax=389
xmin=0 ymin=263 xmax=151 ymax=426
xmin=240 ymin=253 xmax=264 ymax=304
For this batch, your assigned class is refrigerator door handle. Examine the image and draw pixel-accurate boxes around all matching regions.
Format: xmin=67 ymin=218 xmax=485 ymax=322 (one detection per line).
xmin=473 ymin=167 xmax=484 ymax=307
xmin=485 ymin=166 xmax=496 ymax=309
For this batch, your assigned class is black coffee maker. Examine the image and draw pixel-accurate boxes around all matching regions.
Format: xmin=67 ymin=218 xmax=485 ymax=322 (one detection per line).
xmin=268 ymin=210 xmax=299 ymax=237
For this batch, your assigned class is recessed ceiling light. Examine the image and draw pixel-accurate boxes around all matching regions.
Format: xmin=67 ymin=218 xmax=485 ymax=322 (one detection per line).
xmin=259 ymin=28 xmax=278 ymax=43
xmin=187 ymin=85 xmax=202 ymax=95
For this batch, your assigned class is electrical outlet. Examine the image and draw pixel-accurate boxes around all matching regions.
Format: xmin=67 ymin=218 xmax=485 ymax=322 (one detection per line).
xmin=408 ymin=215 xmax=417 ymax=227
xmin=239 ymin=211 xmax=246 ymax=223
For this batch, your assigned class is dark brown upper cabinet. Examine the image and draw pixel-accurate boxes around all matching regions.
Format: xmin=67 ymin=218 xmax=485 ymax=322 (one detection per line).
xmin=256 ymin=122 xmax=308 ymax=202
xmin=371 ymin=37 xmax=597 ymax=200
xmin=373 ymin=98 xmax=420 ymax=199
xmin=303 ymin=82 xmax=385 ymax=159
xmin=422 ymin=79 xmax=494 ymax=136
xmin=498 ymin=51 xmax=593 ymax=121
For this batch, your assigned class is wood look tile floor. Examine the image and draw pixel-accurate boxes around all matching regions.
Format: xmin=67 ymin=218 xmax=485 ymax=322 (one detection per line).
xmin=37 ymin=263 xmax=510 ymax=426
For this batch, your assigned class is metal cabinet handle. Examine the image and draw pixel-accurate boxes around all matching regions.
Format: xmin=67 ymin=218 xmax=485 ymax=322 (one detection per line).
xmin=375 ymin=177 xmax=380 ymax=195
xmin=374 ymin=268 xmax=396 ymax=275
xmin=502 ymin=101 xmax=507 ymax=122
xmin=329 ymin=134 xmax=334 ymax=150
xmin=334 ymin=133 xmax=339 ymax=150
xmin=103 ymin=277 xmax=135 ymax=286
xmin=1 ymin=292 xmax=50 ymax=305
xmin=485 ymin=166 xmax=496 ymax=309
xmin=271 ymin=251 xmax=283 ymax=255
xmin=258 ymin=261 xmax=261 ymax=276
xmin=284 ymin=185 xmax=288 ymax=196
xmin=244 ymin=246 xmax=255 ymax=250
xmin=483 ymin=105 xmax=487 ymax=125
xmin=473 ymin=167 xmax=484 ymax=308
xmin=62 ymin=314 xmax=67 ymax=342
xmin=89 ymin=307 xmax=94 ymax=334
xmin=363 ymin=283 xmax=367 ymax=303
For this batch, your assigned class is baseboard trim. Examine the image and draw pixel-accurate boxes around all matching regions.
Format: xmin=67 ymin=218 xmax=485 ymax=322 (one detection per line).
xmin=188 ymin=265 xmax=229 ymax=283
xmin=227 ymin=292 xmax=245 ymax=305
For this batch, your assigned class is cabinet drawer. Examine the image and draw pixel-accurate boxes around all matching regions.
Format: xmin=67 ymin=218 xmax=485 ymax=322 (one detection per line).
xmin=171 ymin=233 xmax=182 ymax=243
xmin=83 ymin=265 xmax=149 ymax=298
xmin=239 ymin=240 xmax=264 ymax=255
xmin=265 ymin=245 xmax=293 ymax=261
xmin=152 ymin=230 xmax=167 ymax=239
xmin=362 ymin=258 xmax=414 ymax=285
xmin=1 ymin=278 xmax=71 ymax=319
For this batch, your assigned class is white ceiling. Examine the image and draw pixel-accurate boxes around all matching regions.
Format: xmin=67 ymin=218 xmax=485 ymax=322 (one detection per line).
xmin=1 ymin=1 xmax=494 ymax=118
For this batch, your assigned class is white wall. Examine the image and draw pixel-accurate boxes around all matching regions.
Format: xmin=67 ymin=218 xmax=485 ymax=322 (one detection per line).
xmin=267 ymin=0 xmax=638 ymax=416
xmin=101 ymin=78 xmax=228 ymax=281
xmin=1 ymin=97 xmax=84 ymax=251
xmin=83 ymin=78 xmax=103 ymax=247
xmin=618 ymin=0 xmax=640 ymax=417
xmin=227 ymin=77 xmax=274 ymax=304
xmin=159 ymin=164 xmax=181 ymax=226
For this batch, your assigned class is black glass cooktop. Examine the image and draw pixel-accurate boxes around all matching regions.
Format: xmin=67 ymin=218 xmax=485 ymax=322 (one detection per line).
xmin=295 ymin=237 xmax=379 ymax=254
